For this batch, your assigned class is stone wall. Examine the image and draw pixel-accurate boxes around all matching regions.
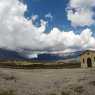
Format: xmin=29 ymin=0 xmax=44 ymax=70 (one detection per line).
xmin=80 ymin=51 xmax=95 ymax=68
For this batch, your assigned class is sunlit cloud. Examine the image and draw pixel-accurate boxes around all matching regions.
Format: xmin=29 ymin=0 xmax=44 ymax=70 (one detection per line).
xmin=0 ymin=0 xmax=95 ymax=53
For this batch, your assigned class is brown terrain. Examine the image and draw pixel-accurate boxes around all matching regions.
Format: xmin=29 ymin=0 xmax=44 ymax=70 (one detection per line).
xmin=0 ymin=67 xmax=94 ymax=95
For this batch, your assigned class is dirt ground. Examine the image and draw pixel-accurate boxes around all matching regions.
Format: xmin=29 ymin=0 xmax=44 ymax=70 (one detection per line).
xmin=0 ymin=68 xmax=95 ymax=95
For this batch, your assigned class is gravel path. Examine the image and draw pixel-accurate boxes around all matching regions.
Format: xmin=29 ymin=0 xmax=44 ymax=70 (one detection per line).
xmin=0 ymin=68 xmax=95 ymax=95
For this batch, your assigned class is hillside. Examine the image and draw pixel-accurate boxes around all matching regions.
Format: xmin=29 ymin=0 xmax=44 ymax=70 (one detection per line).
xmin=0 ymin=48 xmax=82 ymax=64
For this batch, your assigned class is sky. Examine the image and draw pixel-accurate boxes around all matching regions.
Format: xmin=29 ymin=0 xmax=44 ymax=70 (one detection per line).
xmin=24 ymin=0 xmax=95 ymax=33
xmin=0 ymin=0 xmax=95 ymax=53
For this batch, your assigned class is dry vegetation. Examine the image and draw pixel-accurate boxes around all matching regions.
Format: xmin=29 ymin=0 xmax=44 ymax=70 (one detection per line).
xmin=0 ymin=90 xmax=15 ymax=95
xmin=0 ymin=68 xmax=94 ymax=95
xmin=0 ymin=60 xmax=81 ymax=69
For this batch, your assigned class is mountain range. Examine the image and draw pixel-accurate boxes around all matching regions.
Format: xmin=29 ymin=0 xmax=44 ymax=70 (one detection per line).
xmin=0 ymin=48 xmax=82 ymax=63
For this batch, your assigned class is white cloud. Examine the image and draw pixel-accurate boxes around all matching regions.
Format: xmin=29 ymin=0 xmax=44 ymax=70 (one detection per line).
xmin=45 ymin=13 xmax=53 ymax=20
xmin=0 ymin=0 xmax=95 ymax=53
xmin=67 ymin=0 xmax=95 ymax=27
xmin=45 ymin=28 xmax=95 ymax=51
xmin=31 ymin=15 xmax=38 ymax=22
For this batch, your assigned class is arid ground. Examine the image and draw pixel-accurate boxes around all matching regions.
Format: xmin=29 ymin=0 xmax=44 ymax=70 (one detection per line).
xmin=0 ymin=68 xmax=95 ymax=95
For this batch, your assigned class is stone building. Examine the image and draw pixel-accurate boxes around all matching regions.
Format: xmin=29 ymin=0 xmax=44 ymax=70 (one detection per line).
xmin=80 ymin=50 xmax=95 ymax=68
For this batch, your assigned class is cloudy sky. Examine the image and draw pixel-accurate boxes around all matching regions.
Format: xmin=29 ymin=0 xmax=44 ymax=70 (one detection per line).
xmin=0 ymin=0 xmax=95 ymax=53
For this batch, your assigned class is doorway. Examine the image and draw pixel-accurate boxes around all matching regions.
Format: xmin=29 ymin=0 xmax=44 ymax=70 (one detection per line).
xmin=87 ymin=58 xmax=92 ymax=67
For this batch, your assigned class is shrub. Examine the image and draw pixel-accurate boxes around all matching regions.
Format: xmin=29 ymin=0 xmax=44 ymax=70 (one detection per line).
xmin=61 ymin=91 xmax=69 ymax=95
xmin=89 ymin=81 xmax=95 ymax=86
xmin=0 ymin=90 xmax=15 ymax=95
xmin=49 ymin=93 xmax=56 ymax=95
xmin=74 ymin=86 xmax=84 ymax=93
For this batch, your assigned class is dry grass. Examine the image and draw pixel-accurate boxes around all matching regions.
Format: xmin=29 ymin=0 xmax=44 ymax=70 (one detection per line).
xmin=89 ymin=80 xmax=95 ymax=86
xmin=0 ymin=90 xmax=15 ymax=95
xmin=0 ymin=68 xmax=94 ymax=95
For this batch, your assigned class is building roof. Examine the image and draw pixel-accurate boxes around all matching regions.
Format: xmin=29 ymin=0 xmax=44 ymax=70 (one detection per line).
xmin=80 ymin=50 xmax=95 ymax=56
